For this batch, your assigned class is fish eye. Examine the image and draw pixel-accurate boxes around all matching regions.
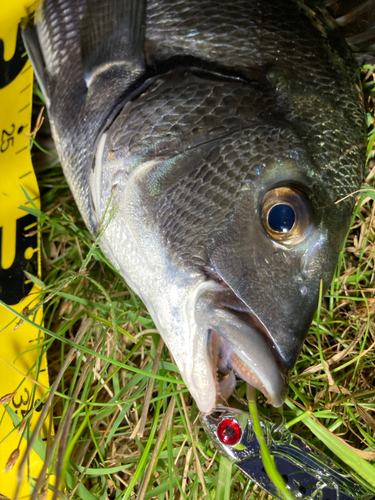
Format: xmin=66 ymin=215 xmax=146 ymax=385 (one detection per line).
xmin=261 ymin=187 xmax=312 ymax=245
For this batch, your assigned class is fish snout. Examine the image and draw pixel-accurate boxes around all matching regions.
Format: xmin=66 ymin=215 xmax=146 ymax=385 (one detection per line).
xmin=195 ymin=289 xmax=288 ymax=408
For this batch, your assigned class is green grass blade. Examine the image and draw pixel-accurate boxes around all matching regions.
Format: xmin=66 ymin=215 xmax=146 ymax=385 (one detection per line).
xmin=247 ymin=387 xmax=294 ymax=500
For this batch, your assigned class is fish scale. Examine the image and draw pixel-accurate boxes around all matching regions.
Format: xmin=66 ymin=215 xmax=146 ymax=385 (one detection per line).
xmin=146 ymin=0 xmax=355 ymax=89
xmin=146 ymin=0 xmax=364 ymax=205
xmin=155 ymin=128 xmax=303 ymax=256
xmin=105 ymin=75 xmax=280 ymax=167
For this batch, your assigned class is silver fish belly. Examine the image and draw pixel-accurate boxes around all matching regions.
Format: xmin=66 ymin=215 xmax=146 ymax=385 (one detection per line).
xmin=23 ymin=0 xmax=365 ymax=412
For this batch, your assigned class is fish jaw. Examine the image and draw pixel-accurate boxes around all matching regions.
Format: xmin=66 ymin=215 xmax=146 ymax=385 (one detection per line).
xmin=154 ymin=280 xmax=288 ymax=414
xmin=146 ymin=278 xmax=287 ymax=413
xmin=195 ymin=288 xmax=287 ymax=408
xmin=133 ymin=277 xmax=288 ymax=414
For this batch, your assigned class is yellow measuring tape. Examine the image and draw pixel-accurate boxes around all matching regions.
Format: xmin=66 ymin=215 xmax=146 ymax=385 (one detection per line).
xmin=0 ymin=2 xmax=52 ymax=498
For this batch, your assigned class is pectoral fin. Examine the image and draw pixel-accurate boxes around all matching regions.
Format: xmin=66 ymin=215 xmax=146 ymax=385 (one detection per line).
xmin=21 ymin=20 xmax=49 ymax=103
xmin=80 ymin=0 xmax=146 ymax=90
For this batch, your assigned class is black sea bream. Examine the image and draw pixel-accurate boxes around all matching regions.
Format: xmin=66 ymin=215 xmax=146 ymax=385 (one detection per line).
xmin=23 ymin=0 xmax=365 ymax=412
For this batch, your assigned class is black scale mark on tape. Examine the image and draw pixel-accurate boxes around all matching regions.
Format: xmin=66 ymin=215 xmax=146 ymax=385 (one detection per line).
xmin=0 ymin=24 xmax=28 ymax=89
xmin=0 ymin=213 xmax=38 ymax=305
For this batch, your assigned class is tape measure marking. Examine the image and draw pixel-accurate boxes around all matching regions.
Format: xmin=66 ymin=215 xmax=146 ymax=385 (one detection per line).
xmin=0 ymin=10 xmax=53 ymax=497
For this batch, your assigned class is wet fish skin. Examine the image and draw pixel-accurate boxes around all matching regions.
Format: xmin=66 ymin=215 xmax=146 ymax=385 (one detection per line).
xmin=23 ymin=0 xmax=365 ymax=412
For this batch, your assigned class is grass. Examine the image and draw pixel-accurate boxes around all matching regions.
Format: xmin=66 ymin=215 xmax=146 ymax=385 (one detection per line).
xmin=3 ymin=63 xmax=375 ymax=499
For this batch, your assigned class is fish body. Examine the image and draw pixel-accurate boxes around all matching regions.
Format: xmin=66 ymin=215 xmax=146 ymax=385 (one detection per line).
xmin=24 ymin=0 xmax=365 ymax=412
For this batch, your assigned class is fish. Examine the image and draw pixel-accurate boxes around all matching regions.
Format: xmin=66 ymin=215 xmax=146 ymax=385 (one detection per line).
xmin=22 ymin=0 xmax=367 ymax=413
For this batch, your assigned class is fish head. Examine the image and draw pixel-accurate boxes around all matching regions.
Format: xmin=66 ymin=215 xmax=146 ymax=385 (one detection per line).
xmin=92 ymin=75 xmax=358 ymax=414
xmin=203 ymin=152 xmax=349 ymax=407
xmin=186 ymin=146 xmax=349 ymax=412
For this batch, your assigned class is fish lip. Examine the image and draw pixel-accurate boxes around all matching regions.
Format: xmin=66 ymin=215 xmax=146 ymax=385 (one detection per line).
xmin=195 ymin=285 xmax=288 ymax=408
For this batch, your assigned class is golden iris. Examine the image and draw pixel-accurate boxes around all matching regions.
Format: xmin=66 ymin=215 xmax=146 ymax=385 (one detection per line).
xmin=261 ymin=187 xmax=312 ymax=245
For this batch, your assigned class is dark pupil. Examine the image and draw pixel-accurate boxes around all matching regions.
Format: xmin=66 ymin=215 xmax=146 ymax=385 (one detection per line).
xmin=268 ymin=204 xmax=295 ymax=233
xmin=224 ymin=426 xmax=236 ymax=439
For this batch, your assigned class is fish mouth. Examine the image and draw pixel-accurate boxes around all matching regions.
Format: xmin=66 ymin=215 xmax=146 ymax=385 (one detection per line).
xmin=195 ymin=286 xmax=287 ymax=410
